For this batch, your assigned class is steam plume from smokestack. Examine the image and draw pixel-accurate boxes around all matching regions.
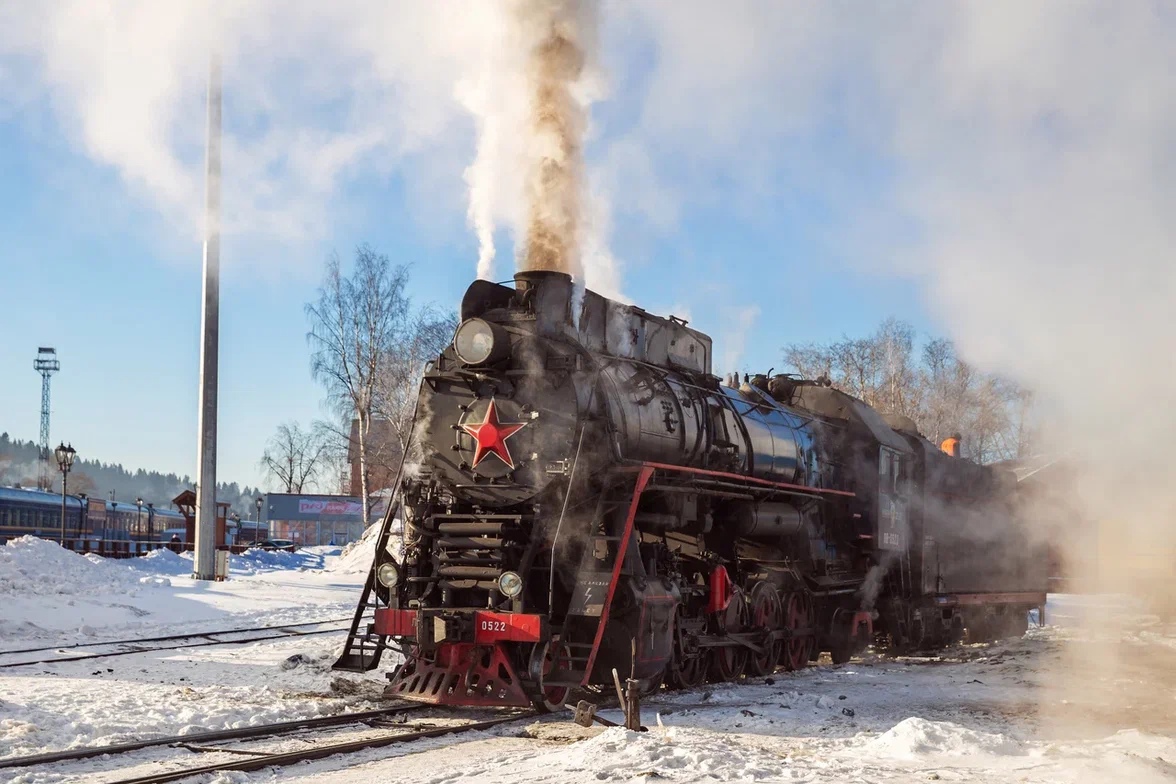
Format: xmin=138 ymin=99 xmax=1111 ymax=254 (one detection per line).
xmin=460 ymin=0 xmax=601 ymax=286
xmin=518 ymin=1 xmax=588 ymax=279
xmin=466 ymin=122 xmax=501 ymax=281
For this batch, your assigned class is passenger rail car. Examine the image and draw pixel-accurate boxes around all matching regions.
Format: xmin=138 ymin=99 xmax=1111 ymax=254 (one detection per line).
xmin=0 ymin=486 xmax=187 ymax=549
xmin=0 ymin=486 xmax=85 ymax=544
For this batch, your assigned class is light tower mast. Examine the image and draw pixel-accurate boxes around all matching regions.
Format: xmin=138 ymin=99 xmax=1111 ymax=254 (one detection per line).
xmin=34 ymin=347 xmax=60 ymax=489
xmin=193 ymin=47 xmax=222 ymax=581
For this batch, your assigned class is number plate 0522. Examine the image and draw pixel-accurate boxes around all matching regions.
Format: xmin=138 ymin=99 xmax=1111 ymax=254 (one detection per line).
xmin=472 ymin=613 xmax=542 ymax=643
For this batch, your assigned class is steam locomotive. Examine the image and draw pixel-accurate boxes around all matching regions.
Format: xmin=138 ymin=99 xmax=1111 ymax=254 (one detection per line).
xmin=335 ymin=271 xmax=1047 ymax=710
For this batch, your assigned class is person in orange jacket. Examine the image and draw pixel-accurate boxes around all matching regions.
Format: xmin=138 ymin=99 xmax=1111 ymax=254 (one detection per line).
xmin=940 ymin=433 xmax=962 ymax=457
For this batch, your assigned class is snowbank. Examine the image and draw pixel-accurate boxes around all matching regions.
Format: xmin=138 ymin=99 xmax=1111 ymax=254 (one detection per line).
xmin=331 ymin=523 xmax=380 ymax=575
xmin=572 ymin=727 xmax=779 ymax=779
xmin=866 ymin=717 xmax=1026 ymax=758
xmin=0 ymin=532 xmax=381 ymax=599
xmin=0 ymin=536 xmax=173 ymax=596
xmin=233 ymin=546 xmax=357 ymax=575
xmin=123 ymin=546 xmax=191 ymax=577
xmin=447 ymin=726 xmax=789 ymax=783
xmin=236 ymin=548 xmax=307 ymax=572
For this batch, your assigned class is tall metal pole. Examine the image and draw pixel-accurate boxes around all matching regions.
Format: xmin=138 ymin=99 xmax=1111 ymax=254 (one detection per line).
xmin=194 ymin=48 xmax=222 ymax=581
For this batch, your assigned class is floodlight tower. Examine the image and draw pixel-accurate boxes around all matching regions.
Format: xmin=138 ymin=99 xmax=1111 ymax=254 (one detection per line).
xmin=34 ymin=347 xmax=60 ymax=489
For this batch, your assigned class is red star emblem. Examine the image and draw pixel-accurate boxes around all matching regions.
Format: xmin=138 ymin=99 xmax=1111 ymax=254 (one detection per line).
xmin=461 ymin=399 xmax=528 ymax=469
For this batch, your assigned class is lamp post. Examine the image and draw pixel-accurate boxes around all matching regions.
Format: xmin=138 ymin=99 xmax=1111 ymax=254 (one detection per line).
xmin=54 ymin=442 xmax=76 ymax=546
xmin=135 ymin=497 xmax=144 ymax=541
xmin=255 ymin=497 xmax=263 ymax=544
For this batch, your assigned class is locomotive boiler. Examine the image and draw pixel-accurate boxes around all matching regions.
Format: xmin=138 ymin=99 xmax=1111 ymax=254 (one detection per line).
xmin=334 ymin=271 xmax=1047 ymax=710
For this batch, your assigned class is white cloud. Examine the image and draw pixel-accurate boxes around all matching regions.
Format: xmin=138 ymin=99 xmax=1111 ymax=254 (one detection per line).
xmin=0 ymin=1 xmax=489 ymax=262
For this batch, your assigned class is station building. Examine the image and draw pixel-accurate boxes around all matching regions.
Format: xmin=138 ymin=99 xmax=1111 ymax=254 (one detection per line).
xmin=262 ymin=493 xmax=367 ymax=546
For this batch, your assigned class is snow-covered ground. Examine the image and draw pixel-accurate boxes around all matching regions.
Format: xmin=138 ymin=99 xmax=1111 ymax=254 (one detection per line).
xmin=0 ymin=532 xmax=390 ymax=770
xmin=2 ymin=533 xmax=1173 ymax=784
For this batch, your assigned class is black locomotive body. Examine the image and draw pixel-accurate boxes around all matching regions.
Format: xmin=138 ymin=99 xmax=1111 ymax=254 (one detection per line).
xmin=335 ymin=271 xmax=1047 ymax=709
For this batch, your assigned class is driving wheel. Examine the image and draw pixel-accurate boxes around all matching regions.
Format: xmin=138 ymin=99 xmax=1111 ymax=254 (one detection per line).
xmin=782 ymin=591 xmax=815 ymax=671
xmin=708 ymin=589 xmax=748 ymax=682
xmin=529 ymin=638 xmax=572 ymax=712
xmin=745 ymin=582 xmax=783 ymax=677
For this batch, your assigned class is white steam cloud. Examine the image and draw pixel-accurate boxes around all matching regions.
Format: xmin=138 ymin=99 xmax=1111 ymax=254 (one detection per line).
xmin=459 ymin=0 xmax=618 ymax=295
xmin=717 ymin=304 xmax=761 ymax=377
xmin=0 ymin=2 xmax=495 ymax=262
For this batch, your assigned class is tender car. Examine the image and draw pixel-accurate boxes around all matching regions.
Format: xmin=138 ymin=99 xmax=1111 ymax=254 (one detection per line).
xmin=257 ymin=538 xmax=298 ymax=552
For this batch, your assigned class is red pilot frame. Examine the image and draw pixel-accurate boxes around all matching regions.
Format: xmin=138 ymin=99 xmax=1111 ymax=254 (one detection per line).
xmin=373 ymin=608 xmax=545 ymax=644
xmin=376 ymin=609 xmax=547 ymax=708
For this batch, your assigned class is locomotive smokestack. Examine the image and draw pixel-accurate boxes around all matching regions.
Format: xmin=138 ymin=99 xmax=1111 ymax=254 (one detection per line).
xmin=514 ymin=270 xmax=575 ymax=330
xmin=513 ymin=269 xmax=573 ymax=292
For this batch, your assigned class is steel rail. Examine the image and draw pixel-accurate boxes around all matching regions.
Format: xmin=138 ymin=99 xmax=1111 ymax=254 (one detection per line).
xmin=0 ymin=625 xmax=350 ymax=669
xmin=103 ymin=712 xmax=536 ymax=784
xmin=0 ymin=616 xmax=352 ymax=657
xmin=0 ymin=704 xmax=429 ymax=770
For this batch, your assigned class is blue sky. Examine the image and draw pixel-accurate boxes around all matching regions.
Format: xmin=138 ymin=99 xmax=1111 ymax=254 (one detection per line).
xmin=4 ymin=2 xmax=1163 ymax=495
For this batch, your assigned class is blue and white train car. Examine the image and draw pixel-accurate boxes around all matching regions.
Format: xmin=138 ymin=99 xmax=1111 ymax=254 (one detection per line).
xmin=0 ymin=486 xmax=86 ymax=545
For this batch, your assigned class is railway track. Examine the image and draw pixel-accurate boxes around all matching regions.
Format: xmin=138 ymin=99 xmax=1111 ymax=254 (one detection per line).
xmin=0 ymin=704 xmax=428 ymax=770
xmin=0 ymin=618 xmax=351 ymax=669
xmin=1 ymin=704 xmax=536 ymax=784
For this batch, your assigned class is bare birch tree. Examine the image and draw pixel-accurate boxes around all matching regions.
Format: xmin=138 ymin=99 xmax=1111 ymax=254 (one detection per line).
xmin=875 ymin=318 xmax=920 ymax=418
xmin=306 ymin=245 xmax=455 ymax=522
xmin=921 ymin=337 xmax=974 ymax=444
xmin=784 ymin=320 xmax=1034 ymax=463
xmin=259 ymin=421 xmax=331 ymax=493
xmin=307 ymin=246 xmax=412 ymax=524
xmin=373 ymin=308 xmax=458 ymax=458
xmin=785 ymin=319 xmax=921 ymax=418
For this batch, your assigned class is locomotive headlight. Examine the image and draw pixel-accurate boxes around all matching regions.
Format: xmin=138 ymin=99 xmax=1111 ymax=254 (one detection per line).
xmin=453 ymin=318 xmax=509 ymax=365
xmin=497 ymin=570 xmax=524 ymax=598
xmin=376 ymin=561 xmax=402 ymax=589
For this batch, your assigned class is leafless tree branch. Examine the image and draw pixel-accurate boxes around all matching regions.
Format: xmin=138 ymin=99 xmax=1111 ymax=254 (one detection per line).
xmin=784 ymin=319 xmax=1034 ymax=464
xmin=259 ymin=420 xmax=333 ymax=494
xmin=305 ymin=244 xmax=456 ymax=523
